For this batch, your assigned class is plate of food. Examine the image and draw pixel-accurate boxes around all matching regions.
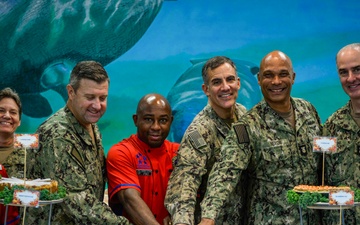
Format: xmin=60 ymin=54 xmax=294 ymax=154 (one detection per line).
xmin=307 ymin=202 xmax=359 ymax=210
xmin=293 ymin=185 xmax=351 ymax=193
xmin=0 ymin=198 xmax=64 ymax=206
xmin=0 ymin=177 xmax=66 ymax=206
xmin=287 ymin=185 xmax=360 ymax=209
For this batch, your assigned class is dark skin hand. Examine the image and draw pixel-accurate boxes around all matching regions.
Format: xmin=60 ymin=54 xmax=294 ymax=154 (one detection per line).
xmin=117 ymin=188 xmax=160 ymax=225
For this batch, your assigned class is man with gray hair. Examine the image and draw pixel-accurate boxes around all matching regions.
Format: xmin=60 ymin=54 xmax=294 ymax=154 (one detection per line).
xmin=323 ymin=43 xmax=360 ymax=224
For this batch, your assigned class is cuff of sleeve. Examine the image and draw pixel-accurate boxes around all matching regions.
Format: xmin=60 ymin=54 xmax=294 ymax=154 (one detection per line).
xmin=200 ymin=203 xmax=218 ymax=222
xmin=200 ymin=211 xmax=217 ymax=222
xmin=172 ymin=212 xmax=193 ymax=225
xmin=165 ymin=200 xmax=195 ymax=225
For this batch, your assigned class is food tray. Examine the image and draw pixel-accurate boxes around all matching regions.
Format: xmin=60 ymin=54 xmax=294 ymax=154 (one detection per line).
xmin=0 ymin=198 xmax=63 ymax=206
xmin=293 ymin=189 xmax=329 ymax=194
xmin=307 ymin=202 xmax=360 ymax=210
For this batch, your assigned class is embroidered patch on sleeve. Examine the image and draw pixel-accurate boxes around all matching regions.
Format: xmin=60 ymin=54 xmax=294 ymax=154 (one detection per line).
xmin=188 ymin=130 xmax=207 ymax=148
xmin=233 ymin=124 xmax=250 ymax=144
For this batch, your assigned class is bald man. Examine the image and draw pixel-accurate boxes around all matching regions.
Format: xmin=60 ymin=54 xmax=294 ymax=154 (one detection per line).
xmin=323 ymin=43 xmax=360 ymax=225
xmin=107 ymin=93 xmax=180 ymax=225
xmin=199 ymin=51 xmax=322 ymax=225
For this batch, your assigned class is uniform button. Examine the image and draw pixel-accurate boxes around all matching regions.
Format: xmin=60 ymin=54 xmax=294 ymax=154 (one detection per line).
xmin=155 ymin=192 xmax=158 ymax=195
xmin=154 ymin=214 xmax=157 ymax=218
xmin=155 ymin=170 xmax=158 ymax=173
xmin=148 ymin=149 xmax=151 ymax=153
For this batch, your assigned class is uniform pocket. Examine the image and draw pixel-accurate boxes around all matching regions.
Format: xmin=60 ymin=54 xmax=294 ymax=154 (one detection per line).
xmin=261 ymin=141 xmax=291 ymax=162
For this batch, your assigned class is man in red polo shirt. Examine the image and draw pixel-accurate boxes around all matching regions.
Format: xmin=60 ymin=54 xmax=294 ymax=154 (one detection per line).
xmin=107 ymin=93 xmax=179 ymax=225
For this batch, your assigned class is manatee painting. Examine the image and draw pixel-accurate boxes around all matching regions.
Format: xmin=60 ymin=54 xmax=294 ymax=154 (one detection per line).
xmin=167 ymin=58 xmax=262 ymax=142
xmin=0 ymin=0 xmax=163 ymax=118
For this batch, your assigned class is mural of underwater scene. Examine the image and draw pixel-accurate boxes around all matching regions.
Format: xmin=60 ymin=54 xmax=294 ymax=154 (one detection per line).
xmin=105 ymin=0 xmax=360 ymax=150
xmin=4 ymin=0 xmax=360 ymax=153
xmin=1 ymin=0 xmax=163 ymax=118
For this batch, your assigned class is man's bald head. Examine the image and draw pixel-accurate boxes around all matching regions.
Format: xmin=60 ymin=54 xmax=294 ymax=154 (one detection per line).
xmin=259 ymin=50 xmax=293 ymax=74
xmin=134 ymin=93 xmax=173 ymax=148
xmin=336 ymin=43 xmax=360 ymax=66
xmin=136 ymin=93 xmax=172 ymax=115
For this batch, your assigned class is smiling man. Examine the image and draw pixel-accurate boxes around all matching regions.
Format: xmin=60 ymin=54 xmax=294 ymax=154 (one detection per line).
xmin=107 ymin=93 xmax=179 ymax=225
xmin=26 ymin=61 xmax=130 ymax=225
xmin=199 ymin=51 xmax=322 ymax=225
xmin=165 ymin=56 xmax=247 ymax=225
xmin=323 ymin=43 xmax=360 ymax=225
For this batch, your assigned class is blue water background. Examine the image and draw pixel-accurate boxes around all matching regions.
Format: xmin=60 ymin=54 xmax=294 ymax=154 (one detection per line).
xmin=17 ymin=0 xmax=360 ymax=154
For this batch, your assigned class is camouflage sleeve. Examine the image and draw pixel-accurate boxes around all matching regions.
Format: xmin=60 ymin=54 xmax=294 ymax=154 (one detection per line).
xmin=5 ymin=148 xmax=26 ymax=179
xmin=322 ymin=117 xmax=333 ymax=136
xmin=309 ymin=102 xmax=322 ymax=127
xmin=200 ymin=125 xmax=251 ymax=220
xmin=165 ymin=130 xmax=209 ymax=225
xmin=37 ymin=138 xmax=130 ymax=224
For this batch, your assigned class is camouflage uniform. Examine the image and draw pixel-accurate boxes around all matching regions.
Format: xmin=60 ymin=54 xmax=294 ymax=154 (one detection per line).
xmin=25 ymin=106 xmax=130 ymax=225
xmin=201 ymin=98 xmax=322 ymax=225
xmin=323 ymin=101 xmax=360 ymax=225
xmin=1 ymin=146 xmax=25 ymax=224
xmin=165 ymin=103 xmax=247 ymax=225
xmin=2 ymin=146 xmax=26 ymax=178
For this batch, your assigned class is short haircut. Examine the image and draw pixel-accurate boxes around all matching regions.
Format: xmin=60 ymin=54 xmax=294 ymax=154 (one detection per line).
xmin=336 ymin=43 xmax=360 ymax=62
xmin=69 ymin=61 xmax=110 ymax=92
xmin=0 ymin=88 xmax=22 ymax=119
xmin=202 ymin=56 xmax=237 ymax=85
